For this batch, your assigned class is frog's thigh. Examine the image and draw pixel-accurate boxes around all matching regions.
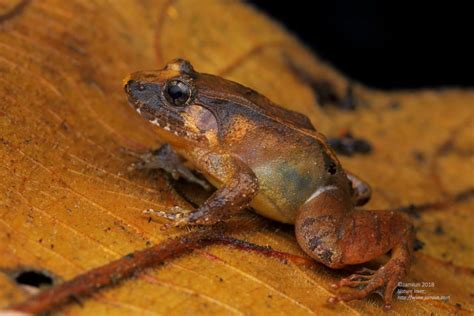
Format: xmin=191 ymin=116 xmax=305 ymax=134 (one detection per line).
xmin=294 ymin=186 xmax=413 ymax=268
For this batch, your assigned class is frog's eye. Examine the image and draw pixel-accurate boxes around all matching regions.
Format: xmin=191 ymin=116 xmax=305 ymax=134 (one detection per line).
xmin=164 ymin=80 xmax=191 ymax=106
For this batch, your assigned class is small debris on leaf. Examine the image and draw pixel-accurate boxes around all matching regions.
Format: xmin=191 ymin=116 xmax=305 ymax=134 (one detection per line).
xmin=328 ymin=131 xmax=372 ymax=156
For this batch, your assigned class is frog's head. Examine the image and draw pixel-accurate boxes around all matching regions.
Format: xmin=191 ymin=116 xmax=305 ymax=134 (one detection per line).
xmin=124 ymin=59 xmax=218 ymax=144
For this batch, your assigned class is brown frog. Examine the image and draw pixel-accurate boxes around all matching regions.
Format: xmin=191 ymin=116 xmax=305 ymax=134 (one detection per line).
xmin=124 ymin=59 xmax=414 ymax=309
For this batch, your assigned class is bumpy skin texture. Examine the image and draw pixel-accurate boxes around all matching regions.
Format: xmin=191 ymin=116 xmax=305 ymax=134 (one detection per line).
xmin=124 ymin=59 xmax=415 ymax=308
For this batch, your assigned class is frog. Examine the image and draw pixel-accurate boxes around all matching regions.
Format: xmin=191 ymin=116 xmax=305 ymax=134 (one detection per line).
xmin=123 ymin=59 xmax=415 ymax=309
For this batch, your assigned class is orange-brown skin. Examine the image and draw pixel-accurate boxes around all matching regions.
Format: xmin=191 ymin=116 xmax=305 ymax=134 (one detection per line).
xmin=124 ymin=59 xmax=414 ymax=308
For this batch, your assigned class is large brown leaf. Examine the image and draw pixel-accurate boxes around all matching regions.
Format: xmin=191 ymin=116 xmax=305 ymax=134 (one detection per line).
xmin=0 ymin=0 xmax=473 ymax=315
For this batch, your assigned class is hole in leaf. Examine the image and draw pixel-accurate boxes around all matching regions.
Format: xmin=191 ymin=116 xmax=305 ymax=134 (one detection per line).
xmin=14 ymin=270 xmax=54 ymax=288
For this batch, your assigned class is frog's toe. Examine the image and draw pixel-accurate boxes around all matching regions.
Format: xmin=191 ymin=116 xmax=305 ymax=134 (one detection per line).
xmin=143 ymin=207 xmax=192 ymax=221
xmin=330 ymin=263 xmax=404 ymax=309
xmin=143 ymin=208 xmax=192 ymax=230
xmin=127 ymin=161 xmax=141 ymax=172
xmin=329 ymin=274 xmax=384 ymax=307
xmin=331 ymin=267 xmax=376 ymax=289
xmin=159 ymin=219 xmax=191 ymax=230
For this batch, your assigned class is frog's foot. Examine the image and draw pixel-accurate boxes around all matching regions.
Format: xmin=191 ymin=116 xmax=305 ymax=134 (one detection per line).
xmin=329 ymin=258 xmax=408 ymax=309
xmin=144 ymin=203 xmax=236 ymax=229
xmin=144 ymin=206 xmax=194 ymax=229
xmin=129 ymin=144 xmax=212 ymax=191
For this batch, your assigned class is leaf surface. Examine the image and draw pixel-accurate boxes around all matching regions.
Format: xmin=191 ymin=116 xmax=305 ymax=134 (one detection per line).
xmin=0 ymin=0 xmax=473 ymax=315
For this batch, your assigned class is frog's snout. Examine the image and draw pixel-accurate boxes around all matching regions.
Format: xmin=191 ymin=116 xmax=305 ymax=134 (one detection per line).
xmin=124 ymin=79 xmax=141 ymax=110
xmin=124 ymin=79 xmax=146 ymax=99
xmin=123 ymin=79 xmax=134 ymax=95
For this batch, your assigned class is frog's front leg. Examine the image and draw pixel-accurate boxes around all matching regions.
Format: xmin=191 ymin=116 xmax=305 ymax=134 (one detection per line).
xmin=146 ymin=154 xmax=259 ymax=227
xmin=295 ymin=186 xmax=414 ymax=309
xmin=130 ymin=144 xmax=211 ymax=190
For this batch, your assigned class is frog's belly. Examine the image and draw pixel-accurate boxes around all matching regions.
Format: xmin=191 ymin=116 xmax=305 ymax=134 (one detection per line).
xmin=250 ymin=193 xmax=297 ymax=224
xmin=249 ymin=161 xmax=322 ymax=224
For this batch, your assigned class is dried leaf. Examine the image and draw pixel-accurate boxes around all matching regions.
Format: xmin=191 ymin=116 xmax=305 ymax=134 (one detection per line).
xmin=0 ymin=0 xmax=473 ymax=315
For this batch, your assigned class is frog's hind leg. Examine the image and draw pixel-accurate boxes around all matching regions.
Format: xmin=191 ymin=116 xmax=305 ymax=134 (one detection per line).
xmin=295 ymin=186 xmax=414 ymax=308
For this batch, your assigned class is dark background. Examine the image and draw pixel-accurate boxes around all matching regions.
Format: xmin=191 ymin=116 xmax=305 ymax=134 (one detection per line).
xmin=250 ymin=1 xmax=473 ymax=89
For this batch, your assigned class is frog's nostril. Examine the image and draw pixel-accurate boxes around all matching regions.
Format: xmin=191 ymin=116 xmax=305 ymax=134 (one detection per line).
xmin=124 ymin=80 xmax=135 ymax=94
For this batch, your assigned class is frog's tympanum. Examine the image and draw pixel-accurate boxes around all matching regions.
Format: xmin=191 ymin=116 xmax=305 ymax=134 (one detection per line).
xmin=124 ymin=59 xmax=414 ymax=308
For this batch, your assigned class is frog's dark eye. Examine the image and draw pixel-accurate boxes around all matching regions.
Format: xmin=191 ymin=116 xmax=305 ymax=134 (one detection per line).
xmin=164 ymin=80 xmax=191 ymax=106
xmin=138 ymin=84 xmax=146 ymax=91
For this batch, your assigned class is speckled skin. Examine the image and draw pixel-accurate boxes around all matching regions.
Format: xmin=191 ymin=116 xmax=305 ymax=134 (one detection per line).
xmin=124 ymin=59 xmax=415 ymax=308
